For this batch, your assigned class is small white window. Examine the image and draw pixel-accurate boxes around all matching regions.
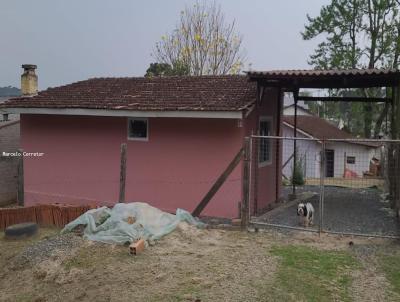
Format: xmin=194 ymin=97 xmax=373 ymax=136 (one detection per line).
xmin=259 ymin=116 xmax=273 ymax=166
xmin=128 ymin=118 xmax=148 ymax=141
xmin=346 ymin=156 xmax=356 ymax=164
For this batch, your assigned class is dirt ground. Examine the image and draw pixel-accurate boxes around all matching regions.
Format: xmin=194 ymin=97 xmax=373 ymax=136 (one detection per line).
xmin=0 ymin=225 xmax=399 ymax=302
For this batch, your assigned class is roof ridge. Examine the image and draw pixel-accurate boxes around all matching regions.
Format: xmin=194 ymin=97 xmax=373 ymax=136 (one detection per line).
xmin=283 ymin=115 xmax=356 ymax=139
xmin=87 ymin=74 xmax=247 ymax=80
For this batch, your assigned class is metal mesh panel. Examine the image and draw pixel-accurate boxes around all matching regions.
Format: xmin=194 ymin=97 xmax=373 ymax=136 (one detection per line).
xmin=249 ymin=135 xmax=400 ymax=238
xmin=250 ymin=136 xmax=321 ymax=233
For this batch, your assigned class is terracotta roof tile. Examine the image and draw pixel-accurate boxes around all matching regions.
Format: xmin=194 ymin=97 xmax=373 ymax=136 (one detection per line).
xmin=1 ymin=75 xmax=256 ymax=112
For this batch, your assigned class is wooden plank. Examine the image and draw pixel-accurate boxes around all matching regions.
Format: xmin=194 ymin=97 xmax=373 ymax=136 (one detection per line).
xmin=192 ymin=147 xmax=244 ymax=217
xmin=241 ymin=137 xmax=251 ymax=230
xmin=17 ymin=149 xmax=24 ymax=206
xmin=393 ymin=83 xmax=400 ymax=212
xmin=389 ymin=86 xmax=396 ymax=207
xmin=282 ymin=153 xmax=294 ymax=169
xmin=275 ymin=88 xmax=282 ymax=203
xmin=396 ymin=145 xmax=400 ymax=215
xmin=292 ymin=92 xmax=299 ymax=196
xmin=119 ymin=143 xmax=127 ymax=203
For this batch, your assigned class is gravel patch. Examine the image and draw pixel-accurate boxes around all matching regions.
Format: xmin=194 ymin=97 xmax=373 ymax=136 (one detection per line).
xmin=257 ymin=186 xmax=400 ymax=236
xmin=11 ymin=233 xmax=82 ymax=268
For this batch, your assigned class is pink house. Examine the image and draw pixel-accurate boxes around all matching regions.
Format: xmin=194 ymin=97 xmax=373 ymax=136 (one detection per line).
xmin=1 ymin=65 xmax=283 ymax=218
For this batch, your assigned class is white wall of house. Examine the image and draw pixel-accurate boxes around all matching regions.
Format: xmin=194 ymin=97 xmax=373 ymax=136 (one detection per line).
xmin=282 ymin=124 xmax=379 ymax=179
xmin=324 ymin=141 xmax=379 ymax=178
xmin=282 ymin=125 xmax=321 ymax=179
xmin=283 ymin=106 xmax=312 ymax=116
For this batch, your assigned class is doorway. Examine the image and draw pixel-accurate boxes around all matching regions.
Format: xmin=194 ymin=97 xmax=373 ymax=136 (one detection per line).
xmin=325 ymin=149 xmax=334 ymax=177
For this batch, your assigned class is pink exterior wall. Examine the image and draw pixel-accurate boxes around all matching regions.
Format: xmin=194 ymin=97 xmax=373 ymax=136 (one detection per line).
xmin=20 ymin=115 xmax=244 ymax=218
xmin=244 ymin=88 xmax=283 ymax=215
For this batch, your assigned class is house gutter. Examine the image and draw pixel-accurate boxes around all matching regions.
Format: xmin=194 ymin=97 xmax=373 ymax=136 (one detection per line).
xmin=2 ymin=107 xmax=243 ymax=119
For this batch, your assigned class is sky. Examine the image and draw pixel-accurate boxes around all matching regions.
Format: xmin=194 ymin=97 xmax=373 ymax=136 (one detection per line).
xmin=0 ymin=0 xmax=330 ymax=90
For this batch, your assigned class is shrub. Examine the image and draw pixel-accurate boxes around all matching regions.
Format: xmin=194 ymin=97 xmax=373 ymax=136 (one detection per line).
xmin=291 ymin=156 xmax=305 ymax=186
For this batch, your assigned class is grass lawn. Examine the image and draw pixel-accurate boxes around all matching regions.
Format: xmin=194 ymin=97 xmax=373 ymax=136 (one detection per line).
xmin=380 ymin=251 xmax=400 ymax=297
xmin=263 ymin=245 xmax=359 ymax=302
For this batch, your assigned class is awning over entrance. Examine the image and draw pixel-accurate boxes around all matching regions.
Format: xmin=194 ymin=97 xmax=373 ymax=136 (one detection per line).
xmin=247 ymin=68 xmax=400 ymax=199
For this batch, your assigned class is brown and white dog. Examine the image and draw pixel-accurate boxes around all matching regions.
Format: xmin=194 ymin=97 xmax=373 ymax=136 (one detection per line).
xmin=297 ymin=202 xmax=314 ymax=227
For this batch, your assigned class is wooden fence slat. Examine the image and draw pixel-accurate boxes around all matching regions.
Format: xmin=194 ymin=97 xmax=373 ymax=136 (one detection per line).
xmin=192 ymin=147 xmax=244 ymax=217
xmin=241 ymin=138 xmax=251 ymax=230
xmin=119 ymin=143 xmax=127 ymax=203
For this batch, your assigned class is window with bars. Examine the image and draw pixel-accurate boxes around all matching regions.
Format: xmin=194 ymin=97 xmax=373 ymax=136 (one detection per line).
xmin=128 ymin=118 xmax=148 ymax=140
xmin=259 ymin=117 xmax=272 ymax=165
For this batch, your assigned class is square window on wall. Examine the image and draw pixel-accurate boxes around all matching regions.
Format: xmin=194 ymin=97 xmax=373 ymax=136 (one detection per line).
xmin=259 ymin=116 xmax=273 ymax=166
xmin=346 ymin=156 xmax=356 ymax=164
xmin=128 ymin=118 xmax=148 ymax=141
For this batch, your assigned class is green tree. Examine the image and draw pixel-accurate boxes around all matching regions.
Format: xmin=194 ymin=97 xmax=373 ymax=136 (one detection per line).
xmin=302 ymin=0 xmax=400 ymax=138
xmin=145 ymin=62 xmax=189 ymax=77
xmin=153 ymin=1 xmax=245 ymax=75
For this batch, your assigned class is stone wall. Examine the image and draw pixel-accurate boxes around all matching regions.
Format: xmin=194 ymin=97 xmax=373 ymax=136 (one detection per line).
xmin=0 ymin=121 xmax=20 ymax=205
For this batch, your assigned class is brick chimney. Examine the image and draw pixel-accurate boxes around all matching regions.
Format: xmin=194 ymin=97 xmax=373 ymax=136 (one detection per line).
xmin=21 ymin=64 xmax=38 ymax=96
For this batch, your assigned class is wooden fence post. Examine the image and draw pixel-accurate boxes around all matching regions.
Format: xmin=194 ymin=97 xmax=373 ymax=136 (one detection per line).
xmin=119 ymin=143 xmax=127 ymax=203
xmin=241 ymin=137 xmax=251 ymax=230
xmin=391 ymin=83 xmax=400 ymax=214
xmin=17 ymin=149 xmax=24 ymax=206
xmin=396 ymin=145 xmax=400 ymax=217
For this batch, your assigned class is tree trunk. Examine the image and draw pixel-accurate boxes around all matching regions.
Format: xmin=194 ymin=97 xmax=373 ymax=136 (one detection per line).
xmin=363 ymin=103 xmax=373 ymax=138
xmin=373 ymin=102 xmax=389 ymax=138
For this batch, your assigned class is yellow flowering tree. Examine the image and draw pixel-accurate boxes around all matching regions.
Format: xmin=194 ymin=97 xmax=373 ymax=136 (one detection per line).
xmin=153 ymin=1 xmax=246 ymax=75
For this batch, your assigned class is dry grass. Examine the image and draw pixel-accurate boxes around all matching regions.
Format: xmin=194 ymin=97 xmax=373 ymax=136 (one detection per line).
xmin=0 ymin=226 xmax=399 ymax=302
xmin=305 ymin=177 xmax=385 ymax=189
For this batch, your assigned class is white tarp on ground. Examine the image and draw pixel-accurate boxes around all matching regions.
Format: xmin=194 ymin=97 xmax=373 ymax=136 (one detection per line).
xmin=61 ymin=202 xmax=205 ymax=245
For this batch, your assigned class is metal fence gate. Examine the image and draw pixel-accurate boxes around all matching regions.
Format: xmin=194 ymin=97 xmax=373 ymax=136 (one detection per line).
xmin=249 ymin=135 xmax=400 ymax=239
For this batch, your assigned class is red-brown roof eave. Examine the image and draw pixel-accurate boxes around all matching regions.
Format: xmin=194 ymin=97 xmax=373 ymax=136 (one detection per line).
xmin=0 ymin=75 xmax=257 ymax=113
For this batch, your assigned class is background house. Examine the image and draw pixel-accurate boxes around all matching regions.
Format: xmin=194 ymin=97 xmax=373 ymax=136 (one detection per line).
xmin=1 ymin=66 xmax=283 ymax=218
xmin=282 ymin=114 xmax=380 ymax=179
xmin=283 ymin=104 xmax=312 ymax=116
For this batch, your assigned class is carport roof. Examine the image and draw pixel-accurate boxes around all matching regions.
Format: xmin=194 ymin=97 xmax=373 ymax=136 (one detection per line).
xmin=247 ymin=69 xmax=400 ymax=89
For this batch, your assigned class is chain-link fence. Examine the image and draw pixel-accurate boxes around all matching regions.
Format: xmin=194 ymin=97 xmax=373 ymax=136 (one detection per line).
xmin=250 ymin=135 xmax=400 ymax=238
